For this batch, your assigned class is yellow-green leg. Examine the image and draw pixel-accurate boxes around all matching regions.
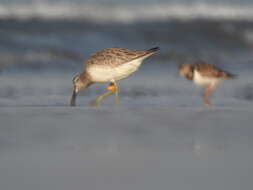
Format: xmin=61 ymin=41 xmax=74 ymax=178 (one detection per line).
xmin=113 ymin=81 xmax=120 ymax=104
xmin=89 ymin=82 xmax=119 ymax=106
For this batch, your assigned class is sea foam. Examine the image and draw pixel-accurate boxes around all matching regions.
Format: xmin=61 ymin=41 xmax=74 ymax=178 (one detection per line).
xmin=0 ymin=2 xmax=253 ymax=23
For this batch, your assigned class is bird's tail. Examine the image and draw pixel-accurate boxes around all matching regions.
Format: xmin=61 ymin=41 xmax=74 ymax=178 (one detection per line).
xmin=146 ymin=47 xmax=160 ymax=54
xmin=225 ymin=72 xmax=237 ymax=79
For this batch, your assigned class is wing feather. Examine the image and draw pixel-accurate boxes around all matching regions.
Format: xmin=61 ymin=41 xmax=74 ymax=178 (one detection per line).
xmin=85 ymin=47 xmax=159 ymax=68
xmin=193 ymin=62 xmax=234 ymax=79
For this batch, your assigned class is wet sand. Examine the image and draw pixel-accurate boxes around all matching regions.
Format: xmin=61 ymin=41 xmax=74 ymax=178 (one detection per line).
xmin=0 ymin=106 xmax=253 ymax=190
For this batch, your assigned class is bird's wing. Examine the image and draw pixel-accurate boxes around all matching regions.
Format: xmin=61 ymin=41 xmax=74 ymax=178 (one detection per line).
xmin=85 ymin=47 xmax=159 ymax=67
xmin=193 ymin=62 xmax=234 ymax=78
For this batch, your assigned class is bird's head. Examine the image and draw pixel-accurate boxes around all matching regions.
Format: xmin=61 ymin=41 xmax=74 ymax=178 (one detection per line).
xmin=178 ymin=64 xmax=194 ymax=80
xmin=70 ymin=74 xmax=92 ymax=106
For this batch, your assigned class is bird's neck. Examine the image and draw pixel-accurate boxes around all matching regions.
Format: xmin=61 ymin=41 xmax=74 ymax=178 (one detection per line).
xmin=185 ymin=66 xmax=194 ymax=81
xmin=79 ymin=72 xmax=92 ymax=88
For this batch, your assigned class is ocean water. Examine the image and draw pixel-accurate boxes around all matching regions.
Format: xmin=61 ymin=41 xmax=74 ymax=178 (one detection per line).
xmin=1 ymin=0 xmax=253 ymax=21
xmin=0 ymin=0 xmax=253 ymax=190
xmin=1 ymin=12 xmax=253 ymax=106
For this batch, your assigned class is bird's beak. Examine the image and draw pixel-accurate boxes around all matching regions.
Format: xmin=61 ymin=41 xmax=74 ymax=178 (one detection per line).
xmin=70 ymin=87 xmax=77 ymax=107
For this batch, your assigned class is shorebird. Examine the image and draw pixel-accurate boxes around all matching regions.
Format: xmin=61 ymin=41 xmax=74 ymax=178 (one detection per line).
xmin=178 ymin=61 xmax=235 ymax=106
xmin=70 ymin=47 xmax=160 ymax=106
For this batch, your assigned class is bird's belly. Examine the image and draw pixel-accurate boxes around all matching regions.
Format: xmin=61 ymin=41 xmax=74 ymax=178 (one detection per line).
xmin=88 ymin=59 xmax=143 ymax=82
xmin=193 ymin=71 xmax=219 ymax=86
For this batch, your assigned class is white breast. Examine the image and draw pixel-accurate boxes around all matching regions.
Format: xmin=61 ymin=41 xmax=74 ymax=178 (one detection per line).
xmin=193 ymin=70 xmax=220 ymax=86
xmin=87 ymin=55 xmax=150 ymax=82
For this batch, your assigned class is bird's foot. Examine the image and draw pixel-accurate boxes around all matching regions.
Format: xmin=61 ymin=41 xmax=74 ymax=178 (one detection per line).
xmin=204 ymin=101 xmax=212 ymax=107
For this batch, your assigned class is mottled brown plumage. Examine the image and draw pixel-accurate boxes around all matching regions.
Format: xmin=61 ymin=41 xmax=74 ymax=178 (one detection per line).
xmin=178 ymin=61 xmax=236 ymax=106
xmin=178 ymin=64 xmax=194 ymax=80
xmin=192 ymin=62 xmax=235 ymax=79
xmin=85 ymin=48 xmax=158 ymax=68
xmin=178 ymin=61 xmax=235 ymax=81
xmin=70 ymin=47 xmax=160 ymax=106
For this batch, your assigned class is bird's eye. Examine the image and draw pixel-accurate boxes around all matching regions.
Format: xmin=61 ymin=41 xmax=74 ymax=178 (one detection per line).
xmin=72 ymin=77 xmax=77 ymax=83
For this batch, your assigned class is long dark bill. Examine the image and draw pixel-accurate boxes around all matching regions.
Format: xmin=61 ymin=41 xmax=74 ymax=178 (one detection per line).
xmin=70 ymin=89 xmax=77 ymax=107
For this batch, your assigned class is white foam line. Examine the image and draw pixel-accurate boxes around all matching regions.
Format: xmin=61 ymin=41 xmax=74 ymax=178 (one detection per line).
xmin=0 ymin=2 xmax=253 ymax=22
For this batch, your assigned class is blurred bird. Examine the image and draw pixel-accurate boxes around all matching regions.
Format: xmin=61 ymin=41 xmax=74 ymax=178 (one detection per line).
xmin=178 ymin=61 xmax=236 ymax=106
xmin=70 ymin=47 xmax=160 ymax=106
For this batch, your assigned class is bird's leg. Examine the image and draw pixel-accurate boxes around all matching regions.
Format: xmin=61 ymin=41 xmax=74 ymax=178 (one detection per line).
xmin=203 ymin=84 xmax=215 ymax=107
xmin=89 ymin=82 xmax=117 ymax=106
xmin=112 ymin=81 xmax=120 ymax=104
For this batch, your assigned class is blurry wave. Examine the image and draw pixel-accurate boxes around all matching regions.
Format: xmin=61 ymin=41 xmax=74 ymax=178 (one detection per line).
xmin=0 ymin=48 xmax=84 ymax=71
xmin=0 ymin=2 xmax=253 ymax=22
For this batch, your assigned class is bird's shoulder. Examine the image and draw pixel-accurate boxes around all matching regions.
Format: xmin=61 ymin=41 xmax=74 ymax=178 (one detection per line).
xmin=85 ymin=48 xmax=147 ymax=67
xmin=193 ymin=61 xmax=228 ymax=78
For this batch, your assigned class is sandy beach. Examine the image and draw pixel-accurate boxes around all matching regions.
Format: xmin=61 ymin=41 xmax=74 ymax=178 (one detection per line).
xmin=1 ymin=0 xmax=253 ymax=189
xmin=0 ymin=106 xmax=253 ymax=190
